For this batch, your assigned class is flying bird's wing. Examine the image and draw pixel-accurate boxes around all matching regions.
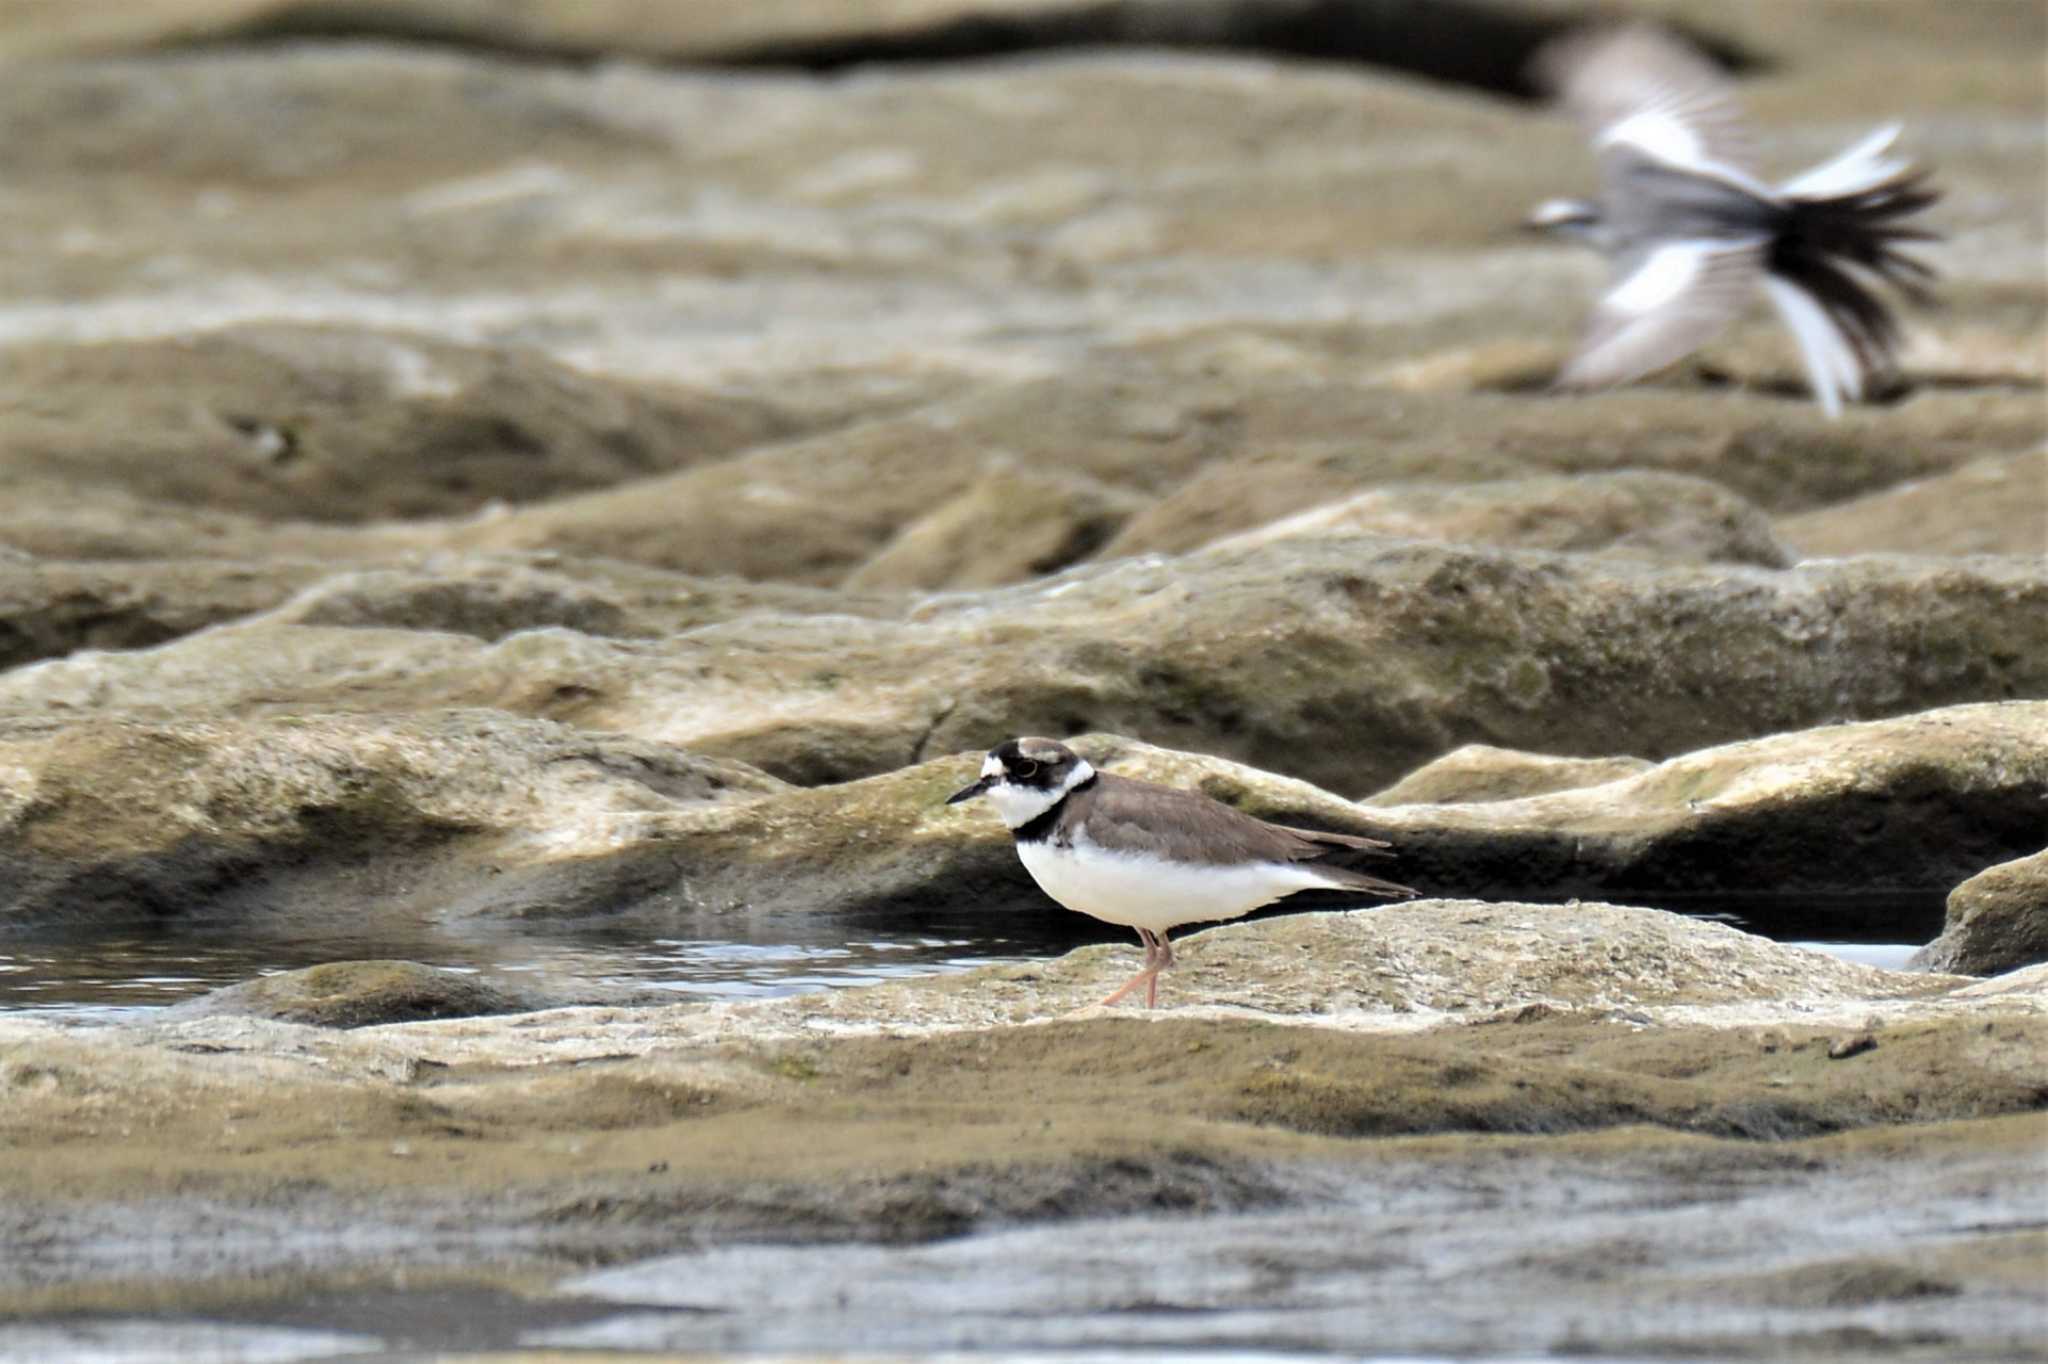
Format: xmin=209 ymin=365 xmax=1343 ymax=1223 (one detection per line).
xmin=1534 ymin=22 xmax=1757 ymax=184
xmin=1555 ymin=236 xmax=1764 ymax=390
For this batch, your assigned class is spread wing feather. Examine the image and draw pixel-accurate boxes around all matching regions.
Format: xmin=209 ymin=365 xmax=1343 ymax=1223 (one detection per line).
xmin=1555 ymin=237 xmax=1763 ymax=390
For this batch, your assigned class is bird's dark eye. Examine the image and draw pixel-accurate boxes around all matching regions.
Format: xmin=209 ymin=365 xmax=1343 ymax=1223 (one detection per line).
xmin=1013 ymin=759 xmax=1040 ymax=779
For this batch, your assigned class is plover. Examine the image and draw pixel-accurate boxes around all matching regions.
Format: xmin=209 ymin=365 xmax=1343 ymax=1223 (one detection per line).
xmin=1527 ymin=23 xmax=1940 ymax=416
xmin=947 ymin=737 xmax=1414 ymax=1008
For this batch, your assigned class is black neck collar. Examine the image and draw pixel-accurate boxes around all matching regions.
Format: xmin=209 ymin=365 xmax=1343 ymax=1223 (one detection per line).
xmin=1011 ymin=770 xmax=1097 ymax=844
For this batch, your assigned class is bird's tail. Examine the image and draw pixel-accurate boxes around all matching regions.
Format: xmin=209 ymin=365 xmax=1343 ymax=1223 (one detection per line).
xmin=1313 ymin=864 xmax=1420 ymax=900
xmin=1764 ymin=124 xmax=1941 ymax=416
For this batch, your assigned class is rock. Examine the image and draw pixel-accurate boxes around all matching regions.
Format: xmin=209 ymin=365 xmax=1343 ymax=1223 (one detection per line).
xmin=0 ymin=710 xmax=786 ymax=931
xmin=4 ymin=540 xmax=2039 ymax=798
xmin=843 ymin=464 xmax=1145 ymax=591
xmin=1912 ymin=851 xmax=2048 ymax=977
xmin=13 ymin=706 xmax=2031 ymax=945
xmin=0 ymin=558 xmax=329 ymax=670
xmin=0 ymin=37 xmax=2030 ymax=582
xmin=1775 ymin=449 xmax=2048 ymax=559
xmin=441 ymin=413 xmax=996 ymax=585
xmin=1364 ymin=703 xmax=2048 ymax=940
xmin=1364 ymin=743 xmax=1652 ymax=806
xmin=0 ymin=481 xmax=427 ymax=563
xmin=0 ymin=326 xmax=808 ymax=523
xmin=428 ymin=732 xmax=1399 ymax=938
xmin=1112 ymin=900 xmax=1959 ymax=1018
xmin=1198 ymin=471 xmax=1792 ymax=567
xmin=0 ymin=721 xmax=1383 ymax=937
xmin=0 ymin=3 xmax=2041 ymax=1354
xmin=162 ymin=959 xmax=627 ymax=1027
xmin=694 ymin=706 xmax=2043 ymax=943
xmin=257 ymin=553 xmax=907 ymax=641
xmin=1095 ymin=384 xmax=2048 ymax=559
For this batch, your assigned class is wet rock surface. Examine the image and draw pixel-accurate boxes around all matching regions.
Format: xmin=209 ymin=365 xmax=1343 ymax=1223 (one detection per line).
xmin=0 ymin=0 xmax=2042 ymax=1356
xmin=2 ymin=906 xmax=2044 ymax=1358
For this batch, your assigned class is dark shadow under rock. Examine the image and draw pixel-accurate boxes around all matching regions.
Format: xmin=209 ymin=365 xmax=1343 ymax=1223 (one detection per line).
xmin=0 ymin=559 xmax=330 ymax=671
xmin=161 ymin=0 xmax=1763 ymax=99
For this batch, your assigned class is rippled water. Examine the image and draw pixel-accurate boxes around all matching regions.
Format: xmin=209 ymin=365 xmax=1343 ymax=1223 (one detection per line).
xmin=0 ymin=930 xmax=1040 ymax=1016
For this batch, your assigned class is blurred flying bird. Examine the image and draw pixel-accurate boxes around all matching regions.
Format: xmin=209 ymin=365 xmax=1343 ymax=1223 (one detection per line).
xmin=1527 ymin=24 xmax=1940 ymax=416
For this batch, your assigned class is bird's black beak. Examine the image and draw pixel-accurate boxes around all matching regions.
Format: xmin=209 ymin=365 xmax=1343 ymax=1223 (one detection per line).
xmin=946 ymin=774 xmax=995 ymax=805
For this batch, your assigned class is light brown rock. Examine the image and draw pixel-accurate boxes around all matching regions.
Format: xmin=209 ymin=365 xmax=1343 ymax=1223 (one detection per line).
xmin=1364 ymin=743 xmax=1652 ymax=806
xmin=0 ymin=326 xmax=806 ymax=524
xmin=1913 ymin=850 xmax=2048 ymax=977
xmin=1775 ymin=449 xmax=2048 ymax=560
xmin=0 ymin=709 xmax=786 ymax=931
xmin=1201 ymin=471 xmax=1791 ymax=567
xmin=4 ymin=540 xmax=2039 ymax=797
xmin=843 ymin=464 xmax=1145 ymax=590
xmin=162 ymin=959 xmax=645 ymax=1027
xmin=256 ymin=553 xmax=907 ymax=640
xmin=1364 ymin=703 xmax=2048 ymax=941
xmin=0 ymin=558 xmax=328 ymax=670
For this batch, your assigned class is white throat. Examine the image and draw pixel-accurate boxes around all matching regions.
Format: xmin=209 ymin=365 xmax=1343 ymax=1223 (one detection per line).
xmin=986 ymin=759 xmax=1096 ymax=830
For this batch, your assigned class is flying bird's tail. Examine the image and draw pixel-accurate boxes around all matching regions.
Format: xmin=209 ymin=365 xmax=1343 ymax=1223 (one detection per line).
xmin=1764 ymin=124 xmax=1941 ymax=416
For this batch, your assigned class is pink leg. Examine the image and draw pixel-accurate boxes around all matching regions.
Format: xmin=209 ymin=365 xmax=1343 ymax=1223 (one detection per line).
xmin=1146 ymin=932 xmax=1176 ymax=1008
xmin=1098 ymin=929 xmax=1161 ymax=1007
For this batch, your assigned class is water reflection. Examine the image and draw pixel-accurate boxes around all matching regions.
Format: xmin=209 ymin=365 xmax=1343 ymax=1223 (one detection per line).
xmin=0 ymin=930 xmax=1038 ymax=1016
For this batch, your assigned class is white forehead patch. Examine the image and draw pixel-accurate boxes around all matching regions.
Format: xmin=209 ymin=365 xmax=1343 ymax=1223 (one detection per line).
xmin=981 ymin=754 xmax=1004 ymax=778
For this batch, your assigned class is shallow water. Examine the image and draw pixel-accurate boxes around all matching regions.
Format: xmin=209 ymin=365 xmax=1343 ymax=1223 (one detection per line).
xmin=0 ymin=928 xmax=1036 ymax=1016
xmin=0 ymin=922 xmax=1919 ymax=1017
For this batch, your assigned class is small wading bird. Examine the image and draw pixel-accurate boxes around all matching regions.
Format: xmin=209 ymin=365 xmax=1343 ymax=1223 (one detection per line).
xmin=1526 ymin=23 xmax=1941 ymax=416
xmin=948 ymin=738 xmax=1414 ymax=1009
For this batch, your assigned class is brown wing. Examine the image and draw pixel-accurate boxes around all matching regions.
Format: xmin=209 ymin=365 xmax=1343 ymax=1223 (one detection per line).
xmin=1080 ymin=775 xmax=1412 ymax=900
xmin=1270 ymin=824 xmax=1395 ymax=858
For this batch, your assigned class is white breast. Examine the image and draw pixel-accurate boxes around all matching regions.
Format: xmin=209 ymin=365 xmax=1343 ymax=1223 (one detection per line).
xmin=1015 ymin=833 xmax=1339 ymax=936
